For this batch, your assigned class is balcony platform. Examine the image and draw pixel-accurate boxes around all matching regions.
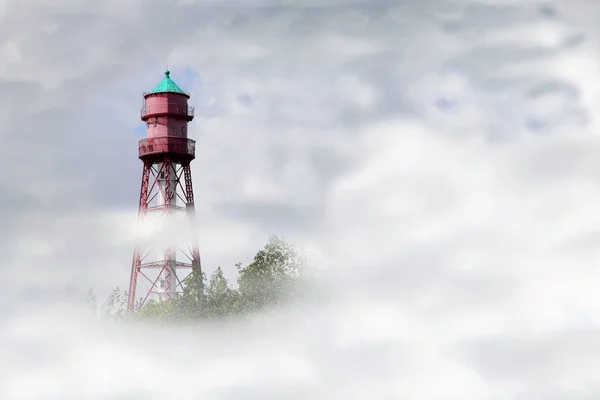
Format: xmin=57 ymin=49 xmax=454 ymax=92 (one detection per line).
xmin=138 ymin=137 xmax=195 ymax=161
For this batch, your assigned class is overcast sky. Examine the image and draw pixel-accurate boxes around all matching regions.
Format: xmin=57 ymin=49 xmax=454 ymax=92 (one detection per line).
xmin=1 ymin=0 xmax=600 ymax=398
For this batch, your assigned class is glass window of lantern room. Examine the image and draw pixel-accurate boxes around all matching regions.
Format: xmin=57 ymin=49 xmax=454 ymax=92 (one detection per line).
xmin=153 ymin=120 xmax=157 ymax=127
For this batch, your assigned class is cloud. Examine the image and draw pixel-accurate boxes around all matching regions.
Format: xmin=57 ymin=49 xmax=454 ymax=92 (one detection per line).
xmin=1 ymin=0 xmax=600 ymax=398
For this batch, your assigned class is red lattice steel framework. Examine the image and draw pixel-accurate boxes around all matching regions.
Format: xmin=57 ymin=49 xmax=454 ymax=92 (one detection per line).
xmin=127 ymin=72 xmax=202 ymax=311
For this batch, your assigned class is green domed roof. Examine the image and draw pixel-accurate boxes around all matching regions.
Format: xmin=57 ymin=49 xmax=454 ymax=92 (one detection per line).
xmin=149 ymin=70 xmax=186 ymax=94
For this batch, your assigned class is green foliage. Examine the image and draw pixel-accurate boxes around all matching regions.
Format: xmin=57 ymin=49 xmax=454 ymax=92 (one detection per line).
xmin=205 ymin=267 xmax=242 ymax=319
xmin=84 ymin=236 xmax=316 ymax=323
xmin=100 ymin=287 xmax=132 ymax=321
xmin=237 ymin=236 xmax=307 ymax=313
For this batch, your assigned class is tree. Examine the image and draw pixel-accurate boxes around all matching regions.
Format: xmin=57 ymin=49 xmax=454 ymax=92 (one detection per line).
xmin=100 ymin=287 xmax=129 ymax=321
xmin=134 ymin=271 xmax=207 ymax=323
xmin=84 ymin=236 xmax=315 ymax=322
xmin=237 ymin=235 xmax=308 ymax=313
xmin=205 ymin=267 xmax=240 ymax=319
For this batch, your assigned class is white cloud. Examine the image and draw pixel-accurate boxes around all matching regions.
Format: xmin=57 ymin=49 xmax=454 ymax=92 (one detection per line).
xmin=1 ymin=0 xmax=600 ymax=398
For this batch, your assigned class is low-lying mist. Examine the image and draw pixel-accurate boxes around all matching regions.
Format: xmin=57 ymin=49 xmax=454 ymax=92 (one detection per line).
xmin=3 ymin=122 xmax=600 ymax=399
xmin=0 ymin=123 xmax=600 ymax=400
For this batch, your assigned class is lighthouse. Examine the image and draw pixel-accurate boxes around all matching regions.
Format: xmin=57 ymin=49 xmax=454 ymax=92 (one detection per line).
xmin=128 ymin=70 xmax=202 ymax=310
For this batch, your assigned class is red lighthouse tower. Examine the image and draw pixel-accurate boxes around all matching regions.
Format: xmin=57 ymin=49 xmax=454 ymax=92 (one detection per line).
xmin=128 ymin=70 xmax=202 ymax=310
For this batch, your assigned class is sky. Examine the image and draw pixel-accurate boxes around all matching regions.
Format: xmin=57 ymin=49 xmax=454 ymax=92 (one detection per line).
xmin=1 ymin=0 xmax=600 ymax=398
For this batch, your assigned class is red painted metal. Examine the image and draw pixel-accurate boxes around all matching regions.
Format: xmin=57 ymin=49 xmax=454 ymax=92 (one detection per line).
xmin=141 ymin=92 xmax=193 ymax=121
xmin=127 ymin=75 xmax=203 ymax=311
xmin=141 ymin=103 xmax=194 ymax=120
xmin=138 ymin=137 xmax=195 ymax=159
